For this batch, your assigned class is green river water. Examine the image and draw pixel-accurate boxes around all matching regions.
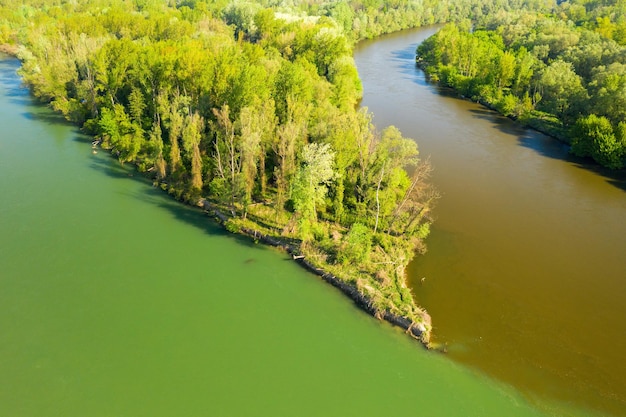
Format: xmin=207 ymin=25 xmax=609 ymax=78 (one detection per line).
xmin=0 ymin=55 xmax=552 ymax=416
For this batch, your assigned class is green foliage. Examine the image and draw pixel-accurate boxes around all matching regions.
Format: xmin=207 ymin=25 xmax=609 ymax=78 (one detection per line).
xmin=98 ymin=104 xmax=144 ymax=163
xmin=273 ymin=59 xmax=315 ymax=123
xmin=495 ymin=93 xmax=518 ymax=116
xmin=415 ymin=222 xmax=431 ymax=240
xmin=209 ymin=177 xmax=230 ymax=202
xmin=311 ymin=221 xmax=328 ymax=242
xmin=417 ymin=8 xmax=626 ymax=169
xmin=588 ymin=62 xmax=626 ymax=124
xmin=292 ymin=142 xmax=336 ymax=225
xmin=224 ymin=218 xmax=241 ymax=233
xmin=338 ymin=223 xmax=372 ymax=264
xmin=222 ymin=1 xmax=262 ymax=40
xmin=571 ymin=114 xmax=625 ymax=169
xmin=537 ymin=60 xmax=587 ymax=121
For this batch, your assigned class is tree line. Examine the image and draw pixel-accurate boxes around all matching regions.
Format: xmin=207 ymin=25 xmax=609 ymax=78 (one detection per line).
xmin=416 ymin=5 xmax=626 ymax=169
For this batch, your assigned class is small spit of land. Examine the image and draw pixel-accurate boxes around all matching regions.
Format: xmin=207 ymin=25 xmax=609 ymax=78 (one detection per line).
xmin=0 ymin=0 xmax=454 ymax=345
xmin=199 ymin=198 xmax=432 ymax=341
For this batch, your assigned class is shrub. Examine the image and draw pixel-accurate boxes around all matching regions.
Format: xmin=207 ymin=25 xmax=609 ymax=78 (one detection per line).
xmin=571 ymin=114 xmax=625 ymax=169
xmin=224 ymin=218 xmax=241 ymax=233
xmin=337 ymin=223 xmax=372 ymax=264
xmin=496 ymin=94 xmax=518 ymax=116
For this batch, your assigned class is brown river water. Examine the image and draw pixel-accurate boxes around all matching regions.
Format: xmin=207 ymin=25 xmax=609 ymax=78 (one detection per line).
xmin=354 ymin=27 xmax=626 ymax=417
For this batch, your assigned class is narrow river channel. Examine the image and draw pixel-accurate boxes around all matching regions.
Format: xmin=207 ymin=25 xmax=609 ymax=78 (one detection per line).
xmin=0 ymin=54 xmax=554 ymax=416
xmin=354 ymin=27 xmax=626 ymax=417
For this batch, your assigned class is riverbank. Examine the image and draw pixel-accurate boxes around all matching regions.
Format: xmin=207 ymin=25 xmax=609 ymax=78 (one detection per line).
xmin=414 ymin=19 xmax=626 ymax=170
xmin=475 ymin=97 xmax=570 ymax=143
xmin=92 ymin=125 xmax=435 ymax=344
xmin=194 ymin=198 xmax=432 ymax=344
xmin=415 ymin=61 xmax=570 ymax=146
xmin=0 ymin=44 xmax=18 ymax=56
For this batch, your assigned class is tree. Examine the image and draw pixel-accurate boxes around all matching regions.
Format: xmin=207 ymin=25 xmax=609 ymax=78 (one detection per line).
xmin=358 ymin=126 xmax=419 ymax=231
xmin=182 ymin=112 xmax=204 ymax=192
xmin=292 ymin=143 xmax=336 ymax=230
xmin=93 ymin=39 xmax=138 ymax=106
xmin=337 ymin=223 xmax=372 ymax=264
xmin=273 ymin=59 xmax=315 ymax=124
xmin=310 ymin=106 xmax=361 ymax=222
xmin=250 ymin=99 xmax=277 ymax=198
xmin=328 ymin=55 xmax=362 ymax=109
xmin=387 ymin=158 xmax=438 ymax=237
xmin=222 ymin=1 xmax=261 ymax=40
xmin=211 ymin=104 xmax=241 ymax=209
xmin=272 ymin=96 xmax=310 ymax=211
xmin=512 ymin=47 xmax=537 ymax=97
xmin=536 ymin=60 xmax=588 ymax=122
xmin=494 ymin=50 xmax=516 ymax=90
xmin=98 ymin=104 xmax=144 ymax=163
xmin=149 ymin=122 xmax=167 ymax=179
xmin=165 ymin=96 xmax=185 ymax=175
xmin=328 ymin=2 xmax=354 ymax=35
xmin=128 ymin=86 xmax=146 ymax=127
xmin=237 ymin=104 xmax=263 ymax=213
xmin=571 ymin=114 xmax=625 ymax=169
xmin=589 ymin=63 xmax=626 ymax=124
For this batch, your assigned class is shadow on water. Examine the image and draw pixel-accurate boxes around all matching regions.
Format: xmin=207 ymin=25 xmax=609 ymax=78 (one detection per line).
xmin=0 ymin=55 xmax=81 ymax=129
xmin=151 ymin=196 xmax=260 ymax=249
xmin=570 ymin=159 xmax=626 ymax=192
xmin=88 ymin=152 xmax=266 ymax=249
xmin=16 ymin=95 xmax=78 ymax=130
xmin=0 ymin=56 xmax=20 ymax=80
xmin=388 ymin=43 xmax=432 ymax=88
xmin=0 ymin=61 xmax=34 ymax=105
xmin=21 ymin=108 xmax=77 ymax=128
xmin=0 ymin=55 xmax=265 ymax=251
xmin=89 ymin=156 xmax=138 ymax=181
xmin=389 ymin=43 xmax=419 ymax=64
xmin=466 ymin=107 xmax=626 ymax=193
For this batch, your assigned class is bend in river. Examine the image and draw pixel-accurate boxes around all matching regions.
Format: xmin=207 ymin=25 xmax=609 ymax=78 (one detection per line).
xmin=354 ymin=27 xmax=626 ymax=417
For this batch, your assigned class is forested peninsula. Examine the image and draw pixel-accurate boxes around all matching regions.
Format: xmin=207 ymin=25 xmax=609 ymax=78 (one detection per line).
xmin=416 ymin=1 xmax=626 ymax=169
xmin=0 ymin=0 xmax=551 ymax=345
xmin=0 ymin=0 xmax=438 ymax=343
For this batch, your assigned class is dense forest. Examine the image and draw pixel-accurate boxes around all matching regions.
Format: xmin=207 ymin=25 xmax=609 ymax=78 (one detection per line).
xmin=417 ymin=1 xmax=626 ymax=169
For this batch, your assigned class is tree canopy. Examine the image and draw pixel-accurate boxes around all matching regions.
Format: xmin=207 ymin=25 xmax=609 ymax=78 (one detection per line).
xmin=417 ymin=6 xmax=626 ymax=168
